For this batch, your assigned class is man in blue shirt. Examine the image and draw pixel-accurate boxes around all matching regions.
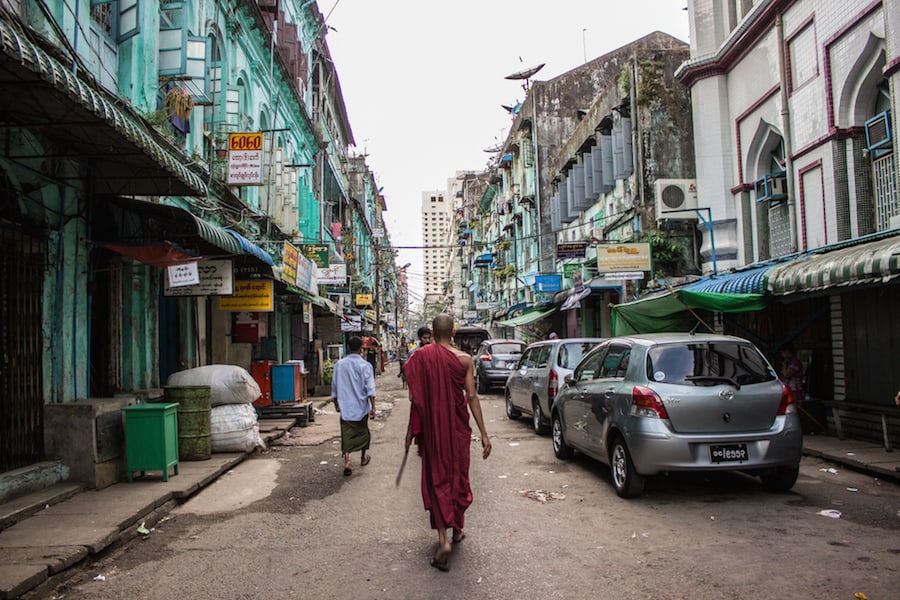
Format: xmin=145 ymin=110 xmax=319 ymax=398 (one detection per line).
xmin=331 ymin=336 xmax=377 ymax=476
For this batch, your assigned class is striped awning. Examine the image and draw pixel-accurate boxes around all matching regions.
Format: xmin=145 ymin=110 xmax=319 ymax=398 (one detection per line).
xmin=224 ymin=229 xmax=274 ymax=266
xmin=686 ymin=264 xmax=773 ymax=294
xmin=766 ymin=234 xmax=900 ymax=295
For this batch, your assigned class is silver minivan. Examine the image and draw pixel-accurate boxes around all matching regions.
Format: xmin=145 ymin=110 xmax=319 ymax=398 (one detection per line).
xmin=505 ymin=338 xmax=605 ymax=434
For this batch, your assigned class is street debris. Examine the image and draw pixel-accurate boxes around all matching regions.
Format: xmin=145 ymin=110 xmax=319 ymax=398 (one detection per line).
xmin=846 ymin=487 xmax=859 ymax=492
xmin=819 ymin=467 xmax=839 ymax=474
xmin=519 ymin=489 xmax=566 ymax=503
xmin=93 ymin=574 xmax=106 ymax=582
xmin=854 ymin=593 xmax=868 ymax=600
xmin=158 ymin=516 xmax=170 ymax=524
xmin=315 ymin=408 xmax=333 ymax=415
xmin=320 ymin=460 xmax=329 ymax=465
xmin=498 ymin=474 xmax=508 ymax=479
xmin=508 ymin=442 xmax=520 ymax=447
xmin=817 ymin=509 xmax=842 ymax=519
xmin=136 ymin=522 xmax=151 ymax=535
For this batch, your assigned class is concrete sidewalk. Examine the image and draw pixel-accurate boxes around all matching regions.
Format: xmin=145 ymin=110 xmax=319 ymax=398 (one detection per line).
xmin=1 ymin=385 xmax=897 ymax=598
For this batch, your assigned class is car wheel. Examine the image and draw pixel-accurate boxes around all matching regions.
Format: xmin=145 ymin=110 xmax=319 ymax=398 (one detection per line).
xmin=759 ymin=466 xmax=799 ymax=492
xmin=609 ymin=436 xmax=645 ymax=498
xmin=476 ymin=370 xmax=487 ymax=395
xmin=532 ymin=398 xmax=548 ymax=435
xmin=551 ymin=413 xmax=573 ymax=459
xmin=505 ymin=390 xmax=521 ymax=420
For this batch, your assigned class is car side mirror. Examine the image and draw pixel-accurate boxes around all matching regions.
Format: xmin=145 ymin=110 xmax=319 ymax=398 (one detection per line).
xmin=564 ymin=374 xmax=575 ymax=386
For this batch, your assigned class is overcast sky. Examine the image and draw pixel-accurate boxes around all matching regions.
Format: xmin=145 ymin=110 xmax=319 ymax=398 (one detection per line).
xmin=325 ymin=1 xmax=691 ymax=302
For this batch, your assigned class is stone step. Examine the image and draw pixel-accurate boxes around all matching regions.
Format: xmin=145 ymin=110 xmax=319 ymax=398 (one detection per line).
xmin=0 ymin=481 xmax=84 ymax=532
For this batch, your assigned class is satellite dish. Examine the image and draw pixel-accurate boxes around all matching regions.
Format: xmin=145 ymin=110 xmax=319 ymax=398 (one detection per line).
xmin=483 ymin=143 xmax=502 ymax=153
xmin=504 ymin=63 xmax=545 ymax=80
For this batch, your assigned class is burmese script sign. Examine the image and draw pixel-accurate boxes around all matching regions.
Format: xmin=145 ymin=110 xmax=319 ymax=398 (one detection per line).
xmin=164 ymin=260 xmax=234 ymax=296
xmin=167 ymin=262 xmax=199 ymax=288
xmin=317 ymin=263 xmax=347 ymax=285
xmin=597 ymin=243 xmax=652 ymax=272
xmin=227 ymin=132 xmax=263 ymax=185
xmin=217 ymin=279 xmax=274 ymax=312
xmin=557 ymin=242 xmax=587 ymax=259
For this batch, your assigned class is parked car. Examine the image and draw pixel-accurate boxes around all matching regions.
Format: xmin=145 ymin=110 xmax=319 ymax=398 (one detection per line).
xmin=551 ymin=333 xmax=803 ymax=498
xmin=454 ymin=327 xmax=492 ymax=355
xmin=505 ymin=338 xmax=606 ymax=434
xmin=473 ymin=339 xmax=527 ymax=393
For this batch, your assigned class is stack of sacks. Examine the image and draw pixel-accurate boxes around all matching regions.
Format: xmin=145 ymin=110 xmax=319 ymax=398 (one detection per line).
xmin=167 ymin=365 xmax=265 ymax=453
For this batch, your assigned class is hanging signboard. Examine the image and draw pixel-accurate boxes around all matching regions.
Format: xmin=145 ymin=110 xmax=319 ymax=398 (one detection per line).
xmin=597 ymin=243 xmax=652 ymax=272
xmin=341 ymin=315 xmax=362 ymax=332
xmin=556 ymin=242 xmax=587 ymax=259
xmin=217 ymin=280 xmax=274 ymax=312
xmin=603 ymin=272 xmax=645 ymax=281
xmin=164 ymin=259 xmax=234 ymax=296
xmin=295 ymin=253 xmax=316 ymax=293
xmin=227 ymin=132 xmax=263 ymax=186
xmin=355 ymin=293 xmax=373 ymax=306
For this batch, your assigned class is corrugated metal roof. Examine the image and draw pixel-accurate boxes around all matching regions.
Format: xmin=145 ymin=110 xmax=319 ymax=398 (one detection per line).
xmin=224 ymin=229 xmax=274 ymax=266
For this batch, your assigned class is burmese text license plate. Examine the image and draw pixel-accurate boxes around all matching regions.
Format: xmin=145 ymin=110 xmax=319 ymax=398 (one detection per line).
xmin=710 ymin=444 xmax=748 ymax=463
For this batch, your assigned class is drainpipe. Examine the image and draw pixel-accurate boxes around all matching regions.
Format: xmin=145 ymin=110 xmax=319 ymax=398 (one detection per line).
xmin=776 ymin=14 xmax=798 ymax=252
xmin=530 ymin=87 xmax=543 ymax=272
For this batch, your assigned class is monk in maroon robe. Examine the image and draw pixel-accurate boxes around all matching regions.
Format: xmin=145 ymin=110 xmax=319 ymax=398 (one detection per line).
xmin=404 ymin=314 xmax=492 ymax=572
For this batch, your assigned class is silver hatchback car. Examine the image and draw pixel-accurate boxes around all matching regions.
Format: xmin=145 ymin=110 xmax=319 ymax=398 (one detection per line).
xmin=551 ymin=333 xmax=803 ymax=498
xmin=505 ymin=338 xmax=605 ymax=434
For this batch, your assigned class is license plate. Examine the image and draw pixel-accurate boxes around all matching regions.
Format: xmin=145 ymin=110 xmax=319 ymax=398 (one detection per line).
xmin=709 ymin=444 xmax=748 ymax=463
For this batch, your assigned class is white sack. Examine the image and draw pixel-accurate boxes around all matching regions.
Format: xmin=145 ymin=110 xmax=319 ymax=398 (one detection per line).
xmin=167 ymin=365 xmax=261 ymax=406
xmin=210 ymin=403 xmax=265 ymax=453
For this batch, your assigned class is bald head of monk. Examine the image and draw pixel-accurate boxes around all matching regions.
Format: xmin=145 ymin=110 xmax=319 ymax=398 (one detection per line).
xmin=432 ymin=314 xmax=454 ymax=342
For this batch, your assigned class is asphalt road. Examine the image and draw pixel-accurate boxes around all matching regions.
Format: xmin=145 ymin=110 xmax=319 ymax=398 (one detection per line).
xmin=43 ymin=371 xmax=900 ymax=600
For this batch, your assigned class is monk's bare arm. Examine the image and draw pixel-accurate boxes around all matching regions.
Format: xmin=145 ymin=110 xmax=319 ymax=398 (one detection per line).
xmin=460 ymin=354 xmax=492 ymax=459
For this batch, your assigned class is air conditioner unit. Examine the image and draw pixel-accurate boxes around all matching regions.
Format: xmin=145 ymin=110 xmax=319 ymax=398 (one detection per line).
xmin=865 ymin=110 xmax=892 ymax=152
xmin=655 ymin=179 xmax=697 ymax=218
xmin=755 ymin=171 xmax=787 ymax=203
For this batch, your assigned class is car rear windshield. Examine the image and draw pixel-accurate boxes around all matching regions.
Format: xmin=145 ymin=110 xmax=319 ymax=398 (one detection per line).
xmin=557 ymin=342 xmax=597 ymax=369
xmin=647 ymin=342 xmax=775 ymax=386
xmin=492 ymin=343 xmax=524 ymax=355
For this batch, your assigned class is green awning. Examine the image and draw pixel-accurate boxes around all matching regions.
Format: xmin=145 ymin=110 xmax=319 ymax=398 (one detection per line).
xmin=611 ymin=290 xmax=768 ymax=335
xmin=766 ymin=234 xmax=900 ymax=295
xmin=497 ymin=306 xmax=557 ymax=327
xmin=480 ymin=186 xmax=497 ymax=213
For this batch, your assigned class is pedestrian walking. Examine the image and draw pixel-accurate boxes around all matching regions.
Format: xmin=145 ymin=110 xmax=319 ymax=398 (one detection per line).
xmin=331 ymin=336 xmax=376 ymax=477
xmin=403 ymin=314 xmax=492 ymax=572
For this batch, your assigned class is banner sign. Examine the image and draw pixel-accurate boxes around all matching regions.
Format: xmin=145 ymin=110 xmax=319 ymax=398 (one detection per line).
xmin=317 ymin=263 xmax=347 ymax=285
xmin=164 ymin=259 xmax=234 ymax=296
xmin=217 ymin=280 xmax=274 ymax=312
xmin=597 ymin=243 xmax=652 ymax=272
xmin=355 ymin=293 xmax=373 ymax=306
xmin=557 ymin=242 xmax=587 ymax=259
xmin=463 ymin=310 xmax=477 ymax=319
xmin=227 ymin=132 xmax=263 ymax=186
xmin=563 ymin=264 xmax=581 ymax=279
xmin=296 ymin=253 xmax=316 ymax=293
xmin=475 ymin=302 xmax=498 ymax=311
xmin=167 ymin=262 xmax=199 ymax=288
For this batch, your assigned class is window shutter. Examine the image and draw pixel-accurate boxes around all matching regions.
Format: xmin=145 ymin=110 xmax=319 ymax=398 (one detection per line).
xmin=158 ymin=3 xmax=184 ymax=76
xmin=118 ymin=0 xmax=140 ymax=42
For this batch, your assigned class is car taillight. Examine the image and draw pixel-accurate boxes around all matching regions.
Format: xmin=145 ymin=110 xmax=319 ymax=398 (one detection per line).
xmin=777 ymin=383 xmax=796 ymax=415
xmin=481 ymin=354 xmax=492 ymax=361
xmin=548 ymin=370 xmax=558 ymax=402
xmin=631 ymin=386 xmax=669 ymax=419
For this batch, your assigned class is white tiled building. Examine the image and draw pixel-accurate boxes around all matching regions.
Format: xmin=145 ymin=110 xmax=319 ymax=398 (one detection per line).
xmin=678 ymin=0 xmax=900 ymax=273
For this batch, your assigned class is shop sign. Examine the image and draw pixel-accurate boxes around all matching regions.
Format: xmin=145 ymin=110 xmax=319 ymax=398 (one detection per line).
xmin=300 ymin=244 xmax=330 ymax=267
xmin=597 ymin=243 xmax=652 ymax=272
xmin=475 ymin=302 xmax=497 ymax=311
xmin=282 ymin=242 xmax=299 ymax=284
xmin=317 ymin=263 xmax=347 ymax=285
xmin=166 ymin=261 xmax=200 ymax=288
xmin=603 ymin=272 xmax=645 ymax=281
xmin=217 ymin=279 xmax=274 ymax=312
xmin=341 ymin=315 xmax=362 ymax=332
xmin=355 ymin=293 xmax=373 ymax=306
xmin=557 ymin=242 xmax=587 ymax=259
xmin=164 ymin=259 xmax=234 ymax=296
xmin=227 ymin=132 xmax=263 ymax=185
xmin=295 ymin=253 xmax=316 ymax=293
xmin=535 ymin=274 xmax=561 ymax=293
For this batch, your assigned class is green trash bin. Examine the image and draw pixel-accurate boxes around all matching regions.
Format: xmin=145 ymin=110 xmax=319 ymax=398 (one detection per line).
xmin=122 ymin=403 xmax=179 ymax=482
xmin=164 ymin=385 xmax=212 ymax=461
